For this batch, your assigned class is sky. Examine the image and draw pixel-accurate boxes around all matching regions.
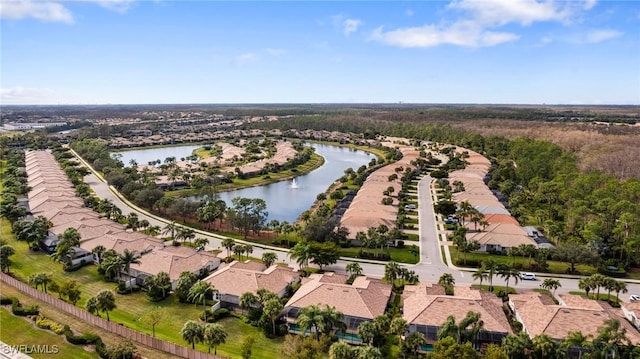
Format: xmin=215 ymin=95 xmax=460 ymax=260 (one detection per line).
xmin=1 ymin=0 xmax=639 ymax=105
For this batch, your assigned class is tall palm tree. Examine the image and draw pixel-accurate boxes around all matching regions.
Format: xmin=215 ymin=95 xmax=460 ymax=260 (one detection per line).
xmin=483 ymin=259 xmax=498 ymax=292
xmin=593 ymin=319 xmax=629 ymax=359
xmin=289 ymin=241 xmax=311 ymax=269
xmin=85 ymin=296 xmax=100 ymax=316
xmin=221 ymin=238 xmax=235 ymax=259
xmin=188 ymin=281 xmax=214 ymax=322
xmin=438 ymin=273 xmax=456 ymax=295
xmin=498 ymin=264 xmax=520 ymax=294
xmin=541 ymin=278 xmax=562 ymax=298
xmin=579 ymin=277 xmax=594 ymax=299
xmin=203 ymin=323 xmax=227 ymax=355
xmin=357 ymin=321 xmax=378 ymax=345
xmin=194 ymin=237 xmax=209 ymax=251
xmin=384 ymin=261 xmax=402 ymax=287
xmin=101 ymin=255 xmax=123 ymax=280
xmin=472 ymin=267 xmax=488 ymax=287
xmin=613 ymin=280 xmax=628 ymax=303
xmin=261 ymin=252 xmax=277 ymax=268
xmin=403 ymin=332 xmax=426 ymax=357
xmin=297 ymin=304 xmax=324 ymax=341
xmin=320 ymin=305 xmax=346 ymax=337
xmin=532 ymin=334 xmax=564 ymax=359
xmin=590 ymin=273 xmax=607 ymax=300
xmin=162 ymin=222 xmax=177 ymax=240
xmin=119 ymin=249 xmax=140 ymax=289
xmin=389 ymin=317 xmax=409 ymax=344
xmin=263 ymin=298 xmax=284 ymax=335
xmin=180 ymin=320 xmax=204 ymax=349
xmin=95 ymin=290 xmax=116 ymax=321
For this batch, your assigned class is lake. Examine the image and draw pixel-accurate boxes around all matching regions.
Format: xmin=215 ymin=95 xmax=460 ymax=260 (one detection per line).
xmin=113 ymin=143 xmax=373 ymax=222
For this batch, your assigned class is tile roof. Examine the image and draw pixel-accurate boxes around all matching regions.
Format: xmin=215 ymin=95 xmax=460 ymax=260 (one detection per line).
xmin=131 ymin=247 xmax=220 ymax=281
xmin=203 ymin=261 xmax=298 ymax=297
xmin=403 ymin=283 xmax=511 ymax=335
xmin=510 ymin=292 xmax=640 ymax=344
xmin=285 ymin=273 xmax=392 ymax=320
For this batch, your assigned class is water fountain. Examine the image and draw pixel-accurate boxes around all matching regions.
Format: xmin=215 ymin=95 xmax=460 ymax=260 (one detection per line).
xmin=290 ymin=178 xmax=299 ymax=189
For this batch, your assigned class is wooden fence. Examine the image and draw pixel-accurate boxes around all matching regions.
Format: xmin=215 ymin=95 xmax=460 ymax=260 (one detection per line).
xmin=0 ymin=273 xmax=225 ymax=359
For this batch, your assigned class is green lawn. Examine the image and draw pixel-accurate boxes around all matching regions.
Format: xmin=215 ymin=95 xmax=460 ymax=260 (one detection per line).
xmin=2 ymin=221 xmax=282 ymax=358
xmin=338 ymin=246 xmax=419 ymax=264
xmin=470 ymin=284 xmax=517 ymax=295
xmin=0 ymin=308 xmax=99 ymax=359
xmin=449 ymin=246 xmax=597 ymax=276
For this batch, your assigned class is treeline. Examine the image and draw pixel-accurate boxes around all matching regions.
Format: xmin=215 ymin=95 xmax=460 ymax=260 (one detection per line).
xmin=250 ymin=116 xmax=640 ymax=269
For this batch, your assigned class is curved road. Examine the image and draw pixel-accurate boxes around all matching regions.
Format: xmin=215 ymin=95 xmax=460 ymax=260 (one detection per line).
xmin=76 ymin=149 xmax=640 ymax=301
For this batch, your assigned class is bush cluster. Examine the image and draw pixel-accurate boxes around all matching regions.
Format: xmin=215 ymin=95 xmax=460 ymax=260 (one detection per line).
xmin=34 ymin=315 xmax=65 ymax=334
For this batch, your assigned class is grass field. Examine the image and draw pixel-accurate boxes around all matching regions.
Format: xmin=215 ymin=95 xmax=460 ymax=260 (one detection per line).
xmin=1 ymin=220 xmax=282 ymax=359
xmin=338 ymin=246 xmax=419 ymax=264
xmin=0 ymin=308 xmax=99 ymax=359
xmin=449 ymin=246 xmax=597 ymax=276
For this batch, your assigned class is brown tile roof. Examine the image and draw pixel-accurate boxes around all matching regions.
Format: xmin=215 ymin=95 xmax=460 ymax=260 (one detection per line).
xmin=403 ymin=283 xmax=511 ymax=335
xmin=285 ymin=273 xmax=392 ymax=320
xmin=203 ymin=261 xmax=298 ymax=297
xmin=131 ymin=247 xmax=220 ymax=281
xmin=466 ymin=223 xmax=538 ymax=249
xmin=510 ymin=292 xmax=640 ymax=344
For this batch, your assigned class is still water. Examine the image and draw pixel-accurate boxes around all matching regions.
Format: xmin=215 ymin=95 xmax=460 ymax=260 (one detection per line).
xmin=113 ymin=143 xmax=374 ymax=223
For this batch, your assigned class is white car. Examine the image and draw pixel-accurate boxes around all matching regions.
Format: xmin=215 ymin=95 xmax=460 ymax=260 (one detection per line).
xmin=630 ymin=295 xmax=640 ymax=303
xmin=520 ymin=272 xmax=536 ymax=280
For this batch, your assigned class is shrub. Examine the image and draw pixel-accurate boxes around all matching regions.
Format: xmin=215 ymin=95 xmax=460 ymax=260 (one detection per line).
xmin=0 ymin=296 xmax=16 ymax=305
xmin=35 ymin=316 xmax=65 ymax=334
xmin=63 ymin=325 xmax=101 ymax=345
xmin=396 ymin=240 xmax=405 ymax=249
xmin=11 ymin=298 xmax=39 ymax=316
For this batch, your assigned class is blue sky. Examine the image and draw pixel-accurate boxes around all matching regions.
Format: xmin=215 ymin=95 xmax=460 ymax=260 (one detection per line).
xmin=1 ymin=0 xmax=638 ymax=105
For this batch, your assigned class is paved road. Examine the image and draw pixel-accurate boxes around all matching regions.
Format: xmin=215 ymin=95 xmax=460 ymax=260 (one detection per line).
xmin=75 ymin=149 xmax=640 ymax=301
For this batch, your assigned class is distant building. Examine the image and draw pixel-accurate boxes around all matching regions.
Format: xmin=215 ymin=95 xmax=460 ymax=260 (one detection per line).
xmin=3 ymin=122 xmax=67 ymax=131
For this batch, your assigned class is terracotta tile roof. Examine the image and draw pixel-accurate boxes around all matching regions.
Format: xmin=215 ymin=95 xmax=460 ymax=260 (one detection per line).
xmin=203 ymin=261 xmax=298 ymax=297
xmin=482 ymin=214 xmax=520 ymax=225
xmin=510 ymin=292 xmax=640 ymax=344
xmin=30 ymin=198 xmax=84 ymax=214
xmin=403 ymin=283 xmax=511 ymax=335
xmin=466 ymin=223 xmax=538 ymax=249
xmin=50 ymin=218 xmax=118 ymax=235
xmin=131 ymin=247 xmax=220 ymax=281
xmin=285 ymin=273 xmax=392 ymax=320
xmin=49 ymin=211 xmax=100 ymax=228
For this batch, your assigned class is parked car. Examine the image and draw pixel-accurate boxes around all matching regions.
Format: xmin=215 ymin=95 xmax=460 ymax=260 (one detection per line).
xmin=630 ymin=295 xmax=640 ymax=302
xmin=405 ymin=204 xmax=416 ymax=210
xmin=520 ymin=272 xmax=536 ymax=280
xmin=444 ymin=217 xmax=459 ymax=224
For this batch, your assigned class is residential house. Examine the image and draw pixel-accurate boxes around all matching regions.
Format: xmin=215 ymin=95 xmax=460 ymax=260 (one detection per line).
xmin=466 ymin=223 xmax=539 ymax=253
xmin=203 ymin=261 xmax=299 ymax=309
xmin=128 ymin=246 xmax=221 ymax=289
xmin=509 ymin=292 xmax=640 ymax=344
xmin=620 ymin=301 xmax=640 ymax=331
xmin=402 ymin=283 xmax=511 ymax=346
xmin=283 ymin=273 xmax=392 ymax=338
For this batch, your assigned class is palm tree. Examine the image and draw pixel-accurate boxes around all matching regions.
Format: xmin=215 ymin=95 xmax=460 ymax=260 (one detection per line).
xmin=472 ymin=267 xmax=488 ymax=287
xmin=194 ymin=237 xmax=209 ymax=251
xmin=346 ymin=262 xmax=363 ymax=277
xmin=289 ymin=241 xmax=311 ymax=269
xmin=261 ymin=252 xmax=277 ymax=268
xmin=590 ymin=273 xmax=607 ymax=300
xmin=232 ymin=245 xmax=243 ymax=260
xmin=563 ymin=331 xmax=592 ymax=359
xmin=221 ymin=238 xmax=235 ymax=260
xmin=244 ymin=244 xmax=253 ymax=259
xmin=119 ymin=249 xmax=140 ymax=289
xmin=321 ymin=305 xmax=346 ymax=337
xmin=593 ymin=319 xmax=629 ymax=359
xmin=203 ymin=323 xmax=227 ymax=355
xmin=403 ymin=332 xmax=427 ymax=357
xmin=92 ymin=245 xmax=106 ymax=264
xmin=180 ymin=320 xmax=204 ymax=349
xmin=357 ymin=321 xmax=378 ymax=345
xmin=95 ymin=290 xmax=116 ymax=321
xmin=579 ymin=277 xmax=594 ymax=299
xmin=483 ymin=259 xmax=498 ymax=292
xmin=86 ymin=296 xmax=100 ymax=316
xmin=541 ymin=278 xmax=562 ymax=298
xmin=502 ymin=332 xmax=533 ymax=359
xmin=297 ymin=304 xmax=324 ymax=341
xmin=498 ymin=264 xmax=520 ymax=294
xmin=263 ymin=298 xmax=284 ymax=335
xmin=239 ymin=292 xmax=259 ymax=314
xmin=532 ymin=334 xmax=563 ymax=359
xmin=188 ymin=281 xmax=214 ymax=322
xmin=438 ymin=273 xmax=455 ymax=295
xmin=603 ymin=277 xmax=617 ymax=301
xmin=613 ymin=280 xmax=628 ymax=303
xmin=29 ymin=272 xmax=51 ymax=293
xmin=329 ymin=342 xmax=354 ymax=359
xmin=384 ymin=261 xmax=402 ymax=287
xmin=389 ymin=317 xmax=408 ymax=344
xmin=162 ymin=221 xmax=177 ymax=240
xmin=101 ymin=255 xmax=123 ymax=280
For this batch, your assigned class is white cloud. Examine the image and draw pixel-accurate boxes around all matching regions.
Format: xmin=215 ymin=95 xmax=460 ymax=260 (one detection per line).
xmin=331 ymin=15 xmax=363 ymax=36
xmin=584 ymin=29 xmax=622 ymax=43
xmin=0 ymin=87 xmax=60 ymax=104
xmin=342 ymin=18 xmax=362 ymax=36
xmin=372 ymin=0 xmax=598 ymax=48
xmin=0 ymin=0 xmax=74 ymax=23
xmin=92 ymin=0 xmax=135 ymax=13
xmin=233 ymin=52 xmax=258 ymax=66
xmin=371 ymin=21 xmax=519 ymax=48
